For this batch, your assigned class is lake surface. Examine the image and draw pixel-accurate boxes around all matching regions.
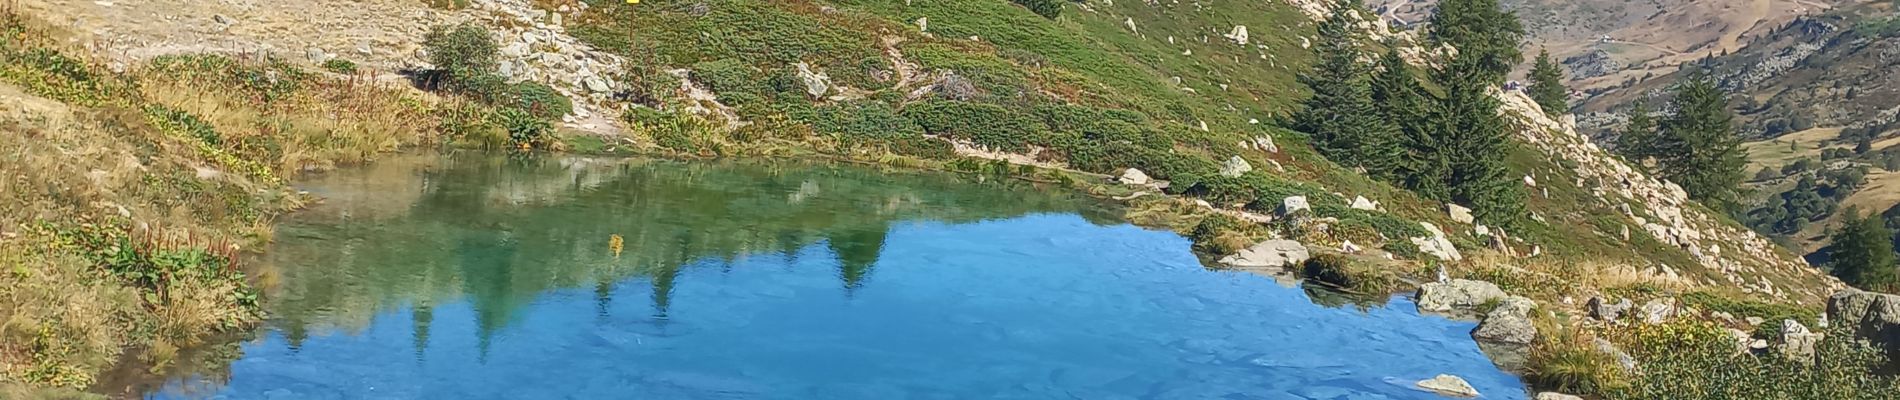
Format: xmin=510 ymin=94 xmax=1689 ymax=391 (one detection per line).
xmin=132 ymin=153 xmax=1526 ymax=399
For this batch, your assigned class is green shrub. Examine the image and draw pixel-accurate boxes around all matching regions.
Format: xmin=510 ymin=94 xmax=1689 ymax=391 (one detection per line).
xmin=902 ymin=100 xmax=1044 ymax=152
xmin=1604 ymin=321 xmax=1900 ymax=399
xmin=1011 ymin=0 xmax=1063 ymax=19
xmin=799 ymin=100 xmax=920 ymax=140
xmin=320 ymin=58 xmax=357 ymax=74
xmin=495 ymin=107 xmax=553 ymax=148
xmin=507 ymin=81 xmax=573 ymax=119
xmin=142 ymin=105 xmax=220 ymax=146
xmin=422 ymin=22 xmax=497 ymax=76
xmin=1314 ymin=204 xmax=1428 ymax=239
xmin=1188 ymin=213 xmax=1245 ymax=254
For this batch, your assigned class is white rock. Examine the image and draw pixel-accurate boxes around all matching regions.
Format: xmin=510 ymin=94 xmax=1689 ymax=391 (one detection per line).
xmin=1219 ymin=155 xmax=1253 ymax=177
xmin=1447 ymin=204 xmax=1475 ymax=224
xmin=1279 ymin=196 xmax=1310 ymax=216
xmin=1224 ymin=25 xmax=1249 ymax=45
xmin=1119 ymin=168 xmax=1151 ymax=185
xmin=1523 ymin=174 xmax=1538 ymax=187
xmin=1412 ymin=222 xmax=1463 ymax=261
xmin=1535 ymin=393 xmax=1583 ymax=400
xmin=1416 ymin=374 xmax=1479 ymax=397
xmin=794 ymin=62 xmax=831 ymax=99
xmin=1350 ymin=196 xmax=1378 ymax=211
xmin=1417 ymin=279 xmax=1505 ymax=313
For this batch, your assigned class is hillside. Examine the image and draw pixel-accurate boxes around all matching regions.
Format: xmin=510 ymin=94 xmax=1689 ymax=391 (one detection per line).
xmin=1369 ymin=0 xmax=1843 ymax=93
xmin=0 ymin=0 xmax=1864 ymax=397
xmin=1574 ymin=1 xmax=1900 ymax=253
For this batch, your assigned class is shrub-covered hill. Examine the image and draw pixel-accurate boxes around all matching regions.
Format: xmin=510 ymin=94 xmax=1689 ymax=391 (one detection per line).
xmin=548 ymin=0 xmax=1836 ymax=304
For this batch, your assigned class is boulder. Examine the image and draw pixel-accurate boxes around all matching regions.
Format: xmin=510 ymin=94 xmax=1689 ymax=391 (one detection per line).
xmin=1587 ymin=297 xmax=1634 ymax=322
xmin=1639 ymin=298 xmax=1676 ymax=324
xmin=1474 ymin=296 xmax=1538 ymax=344
xmin=1279 ymin=196 xmax=1310 ymax=216
xmin=1350 ymin=196 xmax=1378 ymax=211
xmin=1827 ymin=289 xmax=1900 ymax=354
xmin=1417 ymin=279 xmax=1506 ymax=313
xmin=1415 ymin=374 xmax=1479 ymax=397
xmin=1447 ymin=204 xmax=1475 ymax=224
xmin=793 ymin=62 xmax=831 ymax=99
xmin=1119 ymin=168 xmax=1151 ymax=185
xmin=1219 ymin=155 xmax=1253 ymax=177
xmin=1224 ymin=25 xmax=1249 ymax=45
xmin=1217 ymin=240 xmax=1311 ymax=269
xmin=1411 ymin=222 xmax=1463 ymax=261
xmin=1777 ymin=319 xmax=1820 ymax=361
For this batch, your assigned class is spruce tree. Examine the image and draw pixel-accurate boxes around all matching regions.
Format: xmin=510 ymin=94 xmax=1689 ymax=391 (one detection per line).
xmin=1654 ymin=74 xmax=1747 ymax=211
xmin=1527 ymin=48 xmax=1569 ymax=116
xmin=1428 ymin=0 xmax=1526 ymax=82
xmin=1291 ymin=1 xmax=1401 ymax=178
xmin=1829 ymin=208 xmax=1899 ymax=292
xmin=1431 ymin=56 xmax=1525 ymax=226
xmin=1371 ymin=48 xmax=1449 ymax=201
xmin=1615 ymin=99 xmax=1657 ymax=164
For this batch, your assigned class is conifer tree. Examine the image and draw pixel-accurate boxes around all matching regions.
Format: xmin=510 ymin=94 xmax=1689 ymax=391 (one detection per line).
xmin=1527 ymin=48 xmax=1569 ymax=116
xmin=1615 ymin=99 xmax=1657 ymax=164
xmin=1371 ymin=48 xmax=1448 ymax=200
xmin=1428 ymin=0 xmax=1526 ymax=82
xmin=1829 ymin=208 xmax=1899 ymax=292
xmin=1291 ymin=1 xmax=1400 ymax=178
xmin=1653 ymin=74 xmax=1747 ymax=211
xmin=1430 ymin=56 xmax=1525 ymax=225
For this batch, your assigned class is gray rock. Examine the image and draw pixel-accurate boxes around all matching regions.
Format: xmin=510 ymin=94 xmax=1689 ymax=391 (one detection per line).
xmin=1417 ymin=279 xmax=1505 ymax=313
xmin=1594 ymin=338 xmax=1638 ymax=372
xmin=1587 ymin=297 xmax=1634 ymax=322
xmin=355 ymin=41 xmax=373 ymax=56
xmin=1639 ymin=298 xmax=1676 ymax=324
xmin=1777 ymin=319 xmax=1820 ymax=362
xmin=1219 ymin=155 xmax=1253 ymax=177
xmin=1119 ymin=168 xmax=1151 ymax=185
xmin=1535 ymin=393 xmax=1583 ymax=400
xmin=1217 ymin=240 xmax=1310 ymax=269
xmin=1411 ymin=222 xmax=1463 ymax=261
xmin=212 ymin=14 xmax=234 ymax=26
xmin=1415 ymin=374 xmax=1478 ymax=397
xmin=1447 ymin=204 xmax=1475 ymax=224
xmin=794 ymin=62 xmax=831 ymax=99
xmin=1279 ymin=196 xmax=1310 ymax=216
xmin=1474 ymin=296 xmax=1538 ymax=344
xmin=584 ymin=76 xmax=611 ymax=93
xmin=1828 ymin=289 xmax=1900 ymax=351
xmin=304 ymin=47 xmax=329 ymax=63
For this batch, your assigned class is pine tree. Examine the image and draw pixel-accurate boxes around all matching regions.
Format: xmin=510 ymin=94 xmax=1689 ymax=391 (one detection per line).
xmin=1428 ymin=0 xmax=1526 ymax=82
xmin=1653 ymin=74 xmax=1747 ymax=211
xmin=1615 ymin=99 xmax=1657 ymax=164
xmin=1829 ymin=208 xmax=1899 ymax=292
xmin=1527 ymin=48 xmax=1569 ymax=116
xmin=1431 ymin=56 xmax=1525 ymax=225
xmin=1291 ymin=1 xmax=1401 ymax=178
xmin=1371 ymin=48 xmax=1449 ymax=200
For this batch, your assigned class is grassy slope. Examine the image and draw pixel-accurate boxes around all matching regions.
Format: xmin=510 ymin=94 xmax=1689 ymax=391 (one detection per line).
xmin=0 ymin=12 xmax=469 ymax=394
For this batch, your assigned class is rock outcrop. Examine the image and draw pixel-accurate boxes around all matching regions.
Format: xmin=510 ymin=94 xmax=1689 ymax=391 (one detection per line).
xmin=1417 ymin=279 xmax=1506 ymax=313
xmin=1474 ymin=296 xmax=1538 ymax=344
xmin=1218 ymin=240 xmax=1312 ymax=269
xmin=1827 ymin=290 xmax=1900 ymax=358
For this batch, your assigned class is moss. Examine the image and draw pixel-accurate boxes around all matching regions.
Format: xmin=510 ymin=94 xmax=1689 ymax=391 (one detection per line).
xmin=1300 ymin=253 xmax=1401 ymax=294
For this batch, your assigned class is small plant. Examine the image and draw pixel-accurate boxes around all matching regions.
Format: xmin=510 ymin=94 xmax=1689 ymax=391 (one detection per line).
xmin=320 ymin=58 xmax=357 ymax=74
xmin=1300 ymin=254 xmax=1400 ymax=293
xmin=496 ymin=107 xmax=554 ymax=149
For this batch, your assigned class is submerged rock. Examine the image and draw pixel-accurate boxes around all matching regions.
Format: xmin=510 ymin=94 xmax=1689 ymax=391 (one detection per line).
xmin=1415 ymin=374 xmax=1479 ymax=397
xmin=1417 ymin=279 xmax=1505 ymax=313
xmin=1535 ymin=393 xmax=1583 ymax=400
xmin=1474 ymin=296 xmax=1537 ymax=344
xmin=1218 ymin=240 xmax=1311 ymax=269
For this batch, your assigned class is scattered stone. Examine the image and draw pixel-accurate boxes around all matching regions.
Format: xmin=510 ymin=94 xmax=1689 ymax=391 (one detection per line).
xmin=1639 ymin=298 xmax=1676 ymax=324
xmin=1587 ymin=297 xmax=1633 ymax=322
xmin=212 ymin=14 xmax=234 ymax=26
xmin=1474 ymin=296 xmax=1538 ymax=344
xmin=1224 ymin=25 xmax=1249 ymax=45
xmin=1350 ymin=196 xmax=1377 ymax=211
xmin=355 ymin=41 xmax=373 ymax=56
xmin=1710 ymin=311 xmax=1736 ymax=324
xmin=1219 ymin=156 xmax=1252 ymax=177
xmin=1535 ymin=392 xmax=1583 ymax=400
xmin=305 ymin=47 xmax=329 ymax=64
xmin=1411 ymin=222 xmax=1463 ymax=261
xmin=1594 ymin=338 xmax=1638 ymax=372
xmin=1447 ymin=204 xmax=1475 ymax=224
xmin=1279 ymin=196 xmax=1310 ymax=216
xmin=1340 ymin=240 xmax=1362 ymax=253
xmin=794 ymin=62 xmax=831 ymax=99
xmin=1415 ymin=374 xmax=1479 ymax=397
xmin=1218 ymin=240 xmax=1311 ymax=269
xmin=1417 ymin=279 xmax=1505 ymax=313
xmin=1473 ymin=224 xmax=1491 ymax=237
xmin=1523 ymin=174 xmax=1537 ymax=187
xmin=1119 ymin=168 xmax=1151 ymax=185
xmin=1777 ymin=319 xmax=1820 ymax=361
xmin=1746 ymin=316 xmax=1765 ymax=326
xmin=915 ymin=17 xmax=928 ymax=32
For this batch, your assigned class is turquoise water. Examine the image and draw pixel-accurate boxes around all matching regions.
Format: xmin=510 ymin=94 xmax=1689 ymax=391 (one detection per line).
xmin=136 ymin=154 xmax=1525 ymax=399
